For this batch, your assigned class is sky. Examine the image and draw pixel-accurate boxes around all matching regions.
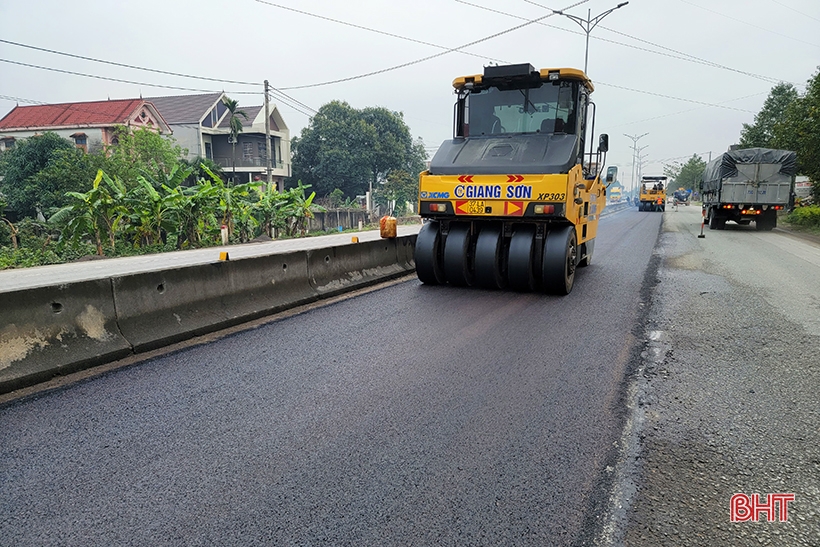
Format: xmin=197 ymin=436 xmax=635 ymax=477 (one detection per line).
xmin=1 ymin=0 xmax=818 ymax=191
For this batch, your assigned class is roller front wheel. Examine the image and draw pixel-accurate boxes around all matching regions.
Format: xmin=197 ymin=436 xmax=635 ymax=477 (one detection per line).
xmin=542 ymin=225 xmax=577 ymax=295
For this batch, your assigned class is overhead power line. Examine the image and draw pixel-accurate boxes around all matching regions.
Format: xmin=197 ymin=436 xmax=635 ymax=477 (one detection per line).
xmin=768 ymin=0 xmax=820 ymax=23
xmin=0 ymin=38 xmax=317 ymax=116
xmin=608 ymin=91 xmax=768 ymax=130
xmin=0 ymin=38 xmax=261 ymax=87
xmin=0 ymin=58 xmax=260 ymax=95
xmin=253 ymin=0 xmax=507 ymax=65
xmin=678 ymin=0 xmax=820 ymax=48
xmin=277 ymin=0 xmax=590 ymax=90
xmin=597 ymin=81 xmax=755 ymax=113
xmin=461 ymin=0 xmax=792 ymax=86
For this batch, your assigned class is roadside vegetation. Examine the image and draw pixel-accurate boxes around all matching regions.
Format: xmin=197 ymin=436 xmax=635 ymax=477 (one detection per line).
xmin=0 ymin=128 xmax=324 ymax=270
xmin=0 ymin=100 xmax=427 ymax=270
xmin=785 ymin=205 xmax=820 ymax=232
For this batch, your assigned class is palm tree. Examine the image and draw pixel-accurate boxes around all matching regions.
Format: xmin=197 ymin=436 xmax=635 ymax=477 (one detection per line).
xmin=222 ymin=96 xmax=248 ymax=186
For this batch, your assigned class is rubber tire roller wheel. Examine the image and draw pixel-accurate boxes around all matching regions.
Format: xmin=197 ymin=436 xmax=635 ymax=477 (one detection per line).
xmin=474 ymin=224 xmax=507 ymax=289
xmin=443 ymin=223 xmax=475 ymax=286
xmin=414 ymin=221 xmax=445 ymax=284
xmin=542 ymin=225 xmax=577 ymax=296
xmin=507 ymin=225 xmax=537 ymax=292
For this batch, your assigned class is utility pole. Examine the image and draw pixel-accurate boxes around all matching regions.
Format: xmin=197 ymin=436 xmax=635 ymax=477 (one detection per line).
xmin=624 ymin=132 xmax=648 ymax=197
xmin=264 ymin=80 xmax=273 ymax=191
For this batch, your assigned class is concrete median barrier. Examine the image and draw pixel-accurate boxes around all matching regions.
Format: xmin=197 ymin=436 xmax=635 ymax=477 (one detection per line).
xmin=1 ymin=235 xmax=419 ymax=394
xmin=0 ymin=280 xmax=131 ymax=394
xmin=307 ymin=237 xmax=409 ymax=296
xmin=112 ymin=251 xmax=316 ymax=352
xmin=398 ymin=235 xmax=417 ymax=271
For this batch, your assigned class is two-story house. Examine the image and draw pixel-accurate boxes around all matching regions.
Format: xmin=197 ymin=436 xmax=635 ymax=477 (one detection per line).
xmin=144 ymin=93 xmax=291 ymax=190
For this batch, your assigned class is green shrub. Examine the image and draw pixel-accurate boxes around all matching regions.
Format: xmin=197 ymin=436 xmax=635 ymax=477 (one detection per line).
xmin=0 ymin=246 xmax=62 ymax=269
xmin=786 ymin=205 xmax=820 ymax=228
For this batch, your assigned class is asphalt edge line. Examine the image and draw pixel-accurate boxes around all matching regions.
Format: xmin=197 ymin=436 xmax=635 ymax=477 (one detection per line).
xmin=589 ymin=216 xmax=666 ymax=547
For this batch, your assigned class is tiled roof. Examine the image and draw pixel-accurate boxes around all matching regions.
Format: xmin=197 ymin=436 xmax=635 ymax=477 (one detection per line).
xmin=143 ymin=93 xmax=223 ymax=124
xmin=0 ymin=99 xmax=145 ymax=129
xmin=219 ymin=105 xmax=263 ymax=129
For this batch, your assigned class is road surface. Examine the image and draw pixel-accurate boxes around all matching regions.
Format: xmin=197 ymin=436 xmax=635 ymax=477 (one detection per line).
xmin=1 ymin=208 xmax=658 ymax=546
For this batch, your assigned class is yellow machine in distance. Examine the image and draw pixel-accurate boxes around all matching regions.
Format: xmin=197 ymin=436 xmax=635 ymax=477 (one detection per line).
xmin=415 ymin=64 xmax=611 ymax=295
xmin=638 ymin=176 xmax=667 ymax=212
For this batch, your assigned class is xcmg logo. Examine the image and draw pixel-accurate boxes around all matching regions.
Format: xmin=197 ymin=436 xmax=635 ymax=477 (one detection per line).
xmin=420 ymin=191 xmax=450 ymax=199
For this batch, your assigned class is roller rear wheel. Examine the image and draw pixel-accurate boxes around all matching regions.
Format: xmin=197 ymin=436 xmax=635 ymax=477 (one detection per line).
xmin=443 ymin=223 xmax=474 ymax=286
xmin=507 ymin=225 xmax=536 ymax=291
xmin=542 ymin=225 xmax=577 ymax=295
xmin=474 ymin=224 xmax=507 ymax=289
xmin=415 ymin=221 xmax=445 ymax=284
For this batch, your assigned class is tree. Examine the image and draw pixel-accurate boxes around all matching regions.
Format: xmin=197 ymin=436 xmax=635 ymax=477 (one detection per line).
xmin=361 ymin=107 xmax=413 ymax=197
xmin=738 ymin=83 xmax=798 ymax=148
xmin=290 ymin=101 xmax=428 ymax=203
xmin=291 ymin=101 xmax=375 ymax=198
xmin=773 ymin=68 xmax=820 ymax=200
xmin=663 ymin=154 xmax=707 ymax=191
xmin=0 ymin=196 xmax=19 ymax=249
xmin=222 ymin=96 xmax=249 ymax=186
xmin=0 ymin=132 xmax=74 ymax=218
xmin=32 ymin=147 xmax=104 ymax=215
xmin=105 ymin=127 xmax=188 ymax=186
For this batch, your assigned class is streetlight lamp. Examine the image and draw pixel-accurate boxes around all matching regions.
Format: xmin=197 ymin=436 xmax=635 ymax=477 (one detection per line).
xmin=550 ymin=2 xmax=628 ymax=74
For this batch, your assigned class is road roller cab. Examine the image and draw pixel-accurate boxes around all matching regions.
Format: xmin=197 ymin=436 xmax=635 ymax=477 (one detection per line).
xmin=415 ymin=63 xmax=609 ymax=295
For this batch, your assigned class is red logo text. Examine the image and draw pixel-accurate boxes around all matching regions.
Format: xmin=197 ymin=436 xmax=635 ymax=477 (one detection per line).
xmin=731 ymin=493 xmax=794 ymax=522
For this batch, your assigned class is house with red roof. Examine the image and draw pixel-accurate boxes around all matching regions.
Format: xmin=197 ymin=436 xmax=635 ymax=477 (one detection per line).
xmin=0 ymin=93 xmax=292 ymax=190
xmin=0 ymin=99 xmax=171 ymax=153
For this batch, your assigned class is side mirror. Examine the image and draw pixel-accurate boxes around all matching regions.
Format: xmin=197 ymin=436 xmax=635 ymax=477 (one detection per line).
xmin=598 ymin=133 xmax=609 ymax=153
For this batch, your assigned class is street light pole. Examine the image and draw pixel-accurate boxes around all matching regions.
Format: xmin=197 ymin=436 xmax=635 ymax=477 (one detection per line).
xmin=551 ymin=2 xmax=629 ymax=74
xmin=624 ymin=132 xmax=648 ymax=197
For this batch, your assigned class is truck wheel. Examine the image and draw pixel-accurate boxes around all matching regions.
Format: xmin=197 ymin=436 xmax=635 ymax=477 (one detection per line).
xmin=415 ymin=221 xmax=445 ymax=284
xmin=542 ymin=225 xmax=577 ymax=296
xmin=708 ymin=209 xmax=718 ymax=230
xmin=474 ymin=224 xmax=506 ymax=289
xmin=443 ymin=222 xmax=474 ymax=286
xmin=507 ymin=225 xmax=536 ymax=291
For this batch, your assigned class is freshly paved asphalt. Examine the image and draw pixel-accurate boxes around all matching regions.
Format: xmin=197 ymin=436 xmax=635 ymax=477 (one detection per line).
xmin=1 ymin=207 xmax=660 ymax=546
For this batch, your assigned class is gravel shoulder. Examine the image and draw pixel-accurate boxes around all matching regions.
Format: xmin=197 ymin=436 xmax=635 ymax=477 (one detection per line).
xmin=616 ymin=205 xmax=820 ymax=546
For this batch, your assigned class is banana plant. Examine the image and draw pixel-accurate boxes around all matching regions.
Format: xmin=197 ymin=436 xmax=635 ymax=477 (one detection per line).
xmin=50 ymin=170 xmax=126 ymax=255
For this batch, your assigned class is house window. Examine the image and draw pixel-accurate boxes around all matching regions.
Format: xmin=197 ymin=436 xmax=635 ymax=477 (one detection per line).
xmin=0 ymin=137 xmax=14 ymax=150
xmin=243 ymin=142 xmax=253 ymax=160
xmin=205 ymin=142 xmax=213 ymax=160
xmin=70 ymin=133 xmax=88 ymax=153
xmin=258 ymin=142 xmax=266 ymax=160
xmin=211 ymin=109 xmax=218 ymax=127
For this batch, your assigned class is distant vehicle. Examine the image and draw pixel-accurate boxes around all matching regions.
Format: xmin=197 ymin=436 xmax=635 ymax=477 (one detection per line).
xmin=673 ymin=188 xmax=691 ymax=206
xmin=700 ymin=148 xmax=796 ymax=231
xmin=608 ymin=181 xmax=623 ymax=203
xmin=638 ymin=176 xmax=667 ymax=212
